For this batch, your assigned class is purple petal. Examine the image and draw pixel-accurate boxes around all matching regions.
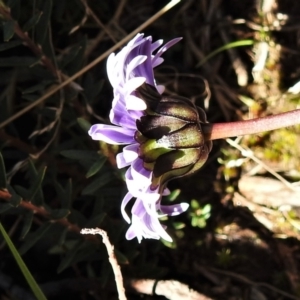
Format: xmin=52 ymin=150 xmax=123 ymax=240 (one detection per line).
xmin=125 ymin=205 xmax=173 ymax=243
xmin=126 ymin=56 xmax=147 ymax=79
xmin=126 ymin=95 xmax=147 ymax=110
xmin=152 ymin=37 xmax=182 ymax=67
xmin=151 ymin=39 xmax=163 ymax=52
xmin=124 ymin=77 xmax=146 ymax=94
xmin=159 ymin=203 xmax=189 ymax=216
xmin=110 ymin=96 xmax=137 ymax=129
xmin=121 ymin=192 xmax=133 ymax=223
xmin=116 ymin=144 xmax=139 ymax=168
xmin=88 ymin=124 xmax=135 ymax=144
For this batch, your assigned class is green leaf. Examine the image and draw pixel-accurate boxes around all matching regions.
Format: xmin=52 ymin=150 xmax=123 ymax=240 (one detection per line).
xmin=82 ymin=173 xmax=112 ymax=195
xmin=68 ymin=209 xmax=87 ymax=227
xmin=191 ymin=199 xmax=199 ymax=209
xmin=14 ymin=185 xmax=30 ymax=199
xmin=50 ymin=209 xmax=70 ymax=220
xmin=167 ymin=189 xmax=181 ymax=201
xmin=54 ymin=179 xmax=72 ymax=209
xmin=100 ymin=260 xmax=112 ymax=287
xmin=114 ymin=249 xmax=129 ymax=264
xmin=2 ymin=19 xmax=15 ymax=42
xmin=7 ymin=0 xmax=20 ymax=19
xmin=7 ymin=185 xmax=21 ymax=207
xmin=86 ymin=157 xmax=106 ymax=178
xmin=36 ymin=0 xmax=52 ymax=46
xmin=197 ymin=39 xmax=254 ymax=67
xmin=202 ymin=204 xmax=211 ymax=215
xmin=7 ymin=0 xmax=19 ymax=7
xmin=77 ymin=117 xmax=91 ymax=132
xmin=65 ymin=37 xmax=86 ymax=74
xmin=58 ymin=227 xmax=69 ymax=246
xmin=85 ymin=213 xmax=106 ymax=228
xmin=0 ymin=40 xmax=22 ymax=52
xmin=0 ymin=152 xmax=7 ymax=188
xmin=65 ymin=179 xmax=72 ymax=208
xmin=83 ymin=74 xmax=104 ymax=102
xmin=22 ymin=80 xmax=54 ymax=94
xmin=91 ymin=195 xmax=104 ymax=217
xmin=28 ymin=166 xmax=47 ymax=204
xmin=0 ymin=223 xmax=47 ymax=300
xmin=60 ymin=150 xmax=99 ymax=161
xmin=22 ymin=11 xmax=43 ymax=32
xmin=21 ymin=94 xmax=39 ymax=102
xmin=57 ymin=241 xmax=82 ymax=273
xmin=20 ymin=212 xmax=34 ymax=239
xmin=59 ymin=43 xmax=82 ymax=69
xmin=0 ymin=203 xmax=12 ymax=213
xmin=19 ymin=223 xmax=53 ymax=255
xmin=0 ymin=56 xmax=39 ymax=67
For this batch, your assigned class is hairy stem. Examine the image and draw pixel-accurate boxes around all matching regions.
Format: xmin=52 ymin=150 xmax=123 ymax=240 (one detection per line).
xmin=202 ymin=109 xmax=300 ymax=140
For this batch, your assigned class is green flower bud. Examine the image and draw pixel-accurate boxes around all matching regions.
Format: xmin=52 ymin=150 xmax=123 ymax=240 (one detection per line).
xmin=136 ymin=84 xmax=212 ymax=189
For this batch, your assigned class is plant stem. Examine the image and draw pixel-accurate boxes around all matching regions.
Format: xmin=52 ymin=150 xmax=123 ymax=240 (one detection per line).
xmin=202 ymin=109 xmax=300 ymax=141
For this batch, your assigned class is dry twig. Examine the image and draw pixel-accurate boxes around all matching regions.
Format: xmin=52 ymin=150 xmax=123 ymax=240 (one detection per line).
xmin=81 ymin=228 xmax=127 ymax=300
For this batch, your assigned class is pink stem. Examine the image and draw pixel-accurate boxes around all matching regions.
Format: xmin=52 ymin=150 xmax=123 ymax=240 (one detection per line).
xmin=202 ymin=109 xmax=300 ymax=141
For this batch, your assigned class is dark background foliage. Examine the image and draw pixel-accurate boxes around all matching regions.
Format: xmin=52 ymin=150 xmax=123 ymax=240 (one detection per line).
xmin=0 ymin=0 xmax=300 ymax=299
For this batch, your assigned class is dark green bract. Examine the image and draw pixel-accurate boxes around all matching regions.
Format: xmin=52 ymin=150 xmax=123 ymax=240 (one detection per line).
xmin=136 ymin=84 xmax=212 ymax=189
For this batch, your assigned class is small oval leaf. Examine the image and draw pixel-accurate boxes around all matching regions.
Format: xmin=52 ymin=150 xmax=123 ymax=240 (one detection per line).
xmin=19 ymin=223 xmax=53 ymax=255
xmin=0 ymin=152 xmax=7 ymax=188
xmin=60 ymin=150 xmax=99 ymax=161
xmin=3 ymin=20 xmax=15 ymax=42
xmin=50 ymin=209 xmax=70 ymax=220
xmin=77 ymin=117 xmax=91 ymax=132
xmin=86 ymin=157 xmax=106 ymax=178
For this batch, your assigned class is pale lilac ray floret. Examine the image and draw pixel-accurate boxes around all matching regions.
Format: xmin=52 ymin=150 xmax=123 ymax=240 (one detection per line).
xmin=88 ymin=33 xmax=188 ymax=242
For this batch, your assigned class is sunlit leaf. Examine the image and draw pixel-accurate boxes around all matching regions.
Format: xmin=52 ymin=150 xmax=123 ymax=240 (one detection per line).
xmin=167 ymin=189 xmax=181 ymax=201
xmin=202 ymin=204 xmax=211 ymax=215
xmin=197 ymin=40 xmax=254 ymax=67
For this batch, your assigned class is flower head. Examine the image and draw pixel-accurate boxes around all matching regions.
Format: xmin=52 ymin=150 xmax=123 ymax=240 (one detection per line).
xmin=89 ymin=33 xmax=211 ymax=242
